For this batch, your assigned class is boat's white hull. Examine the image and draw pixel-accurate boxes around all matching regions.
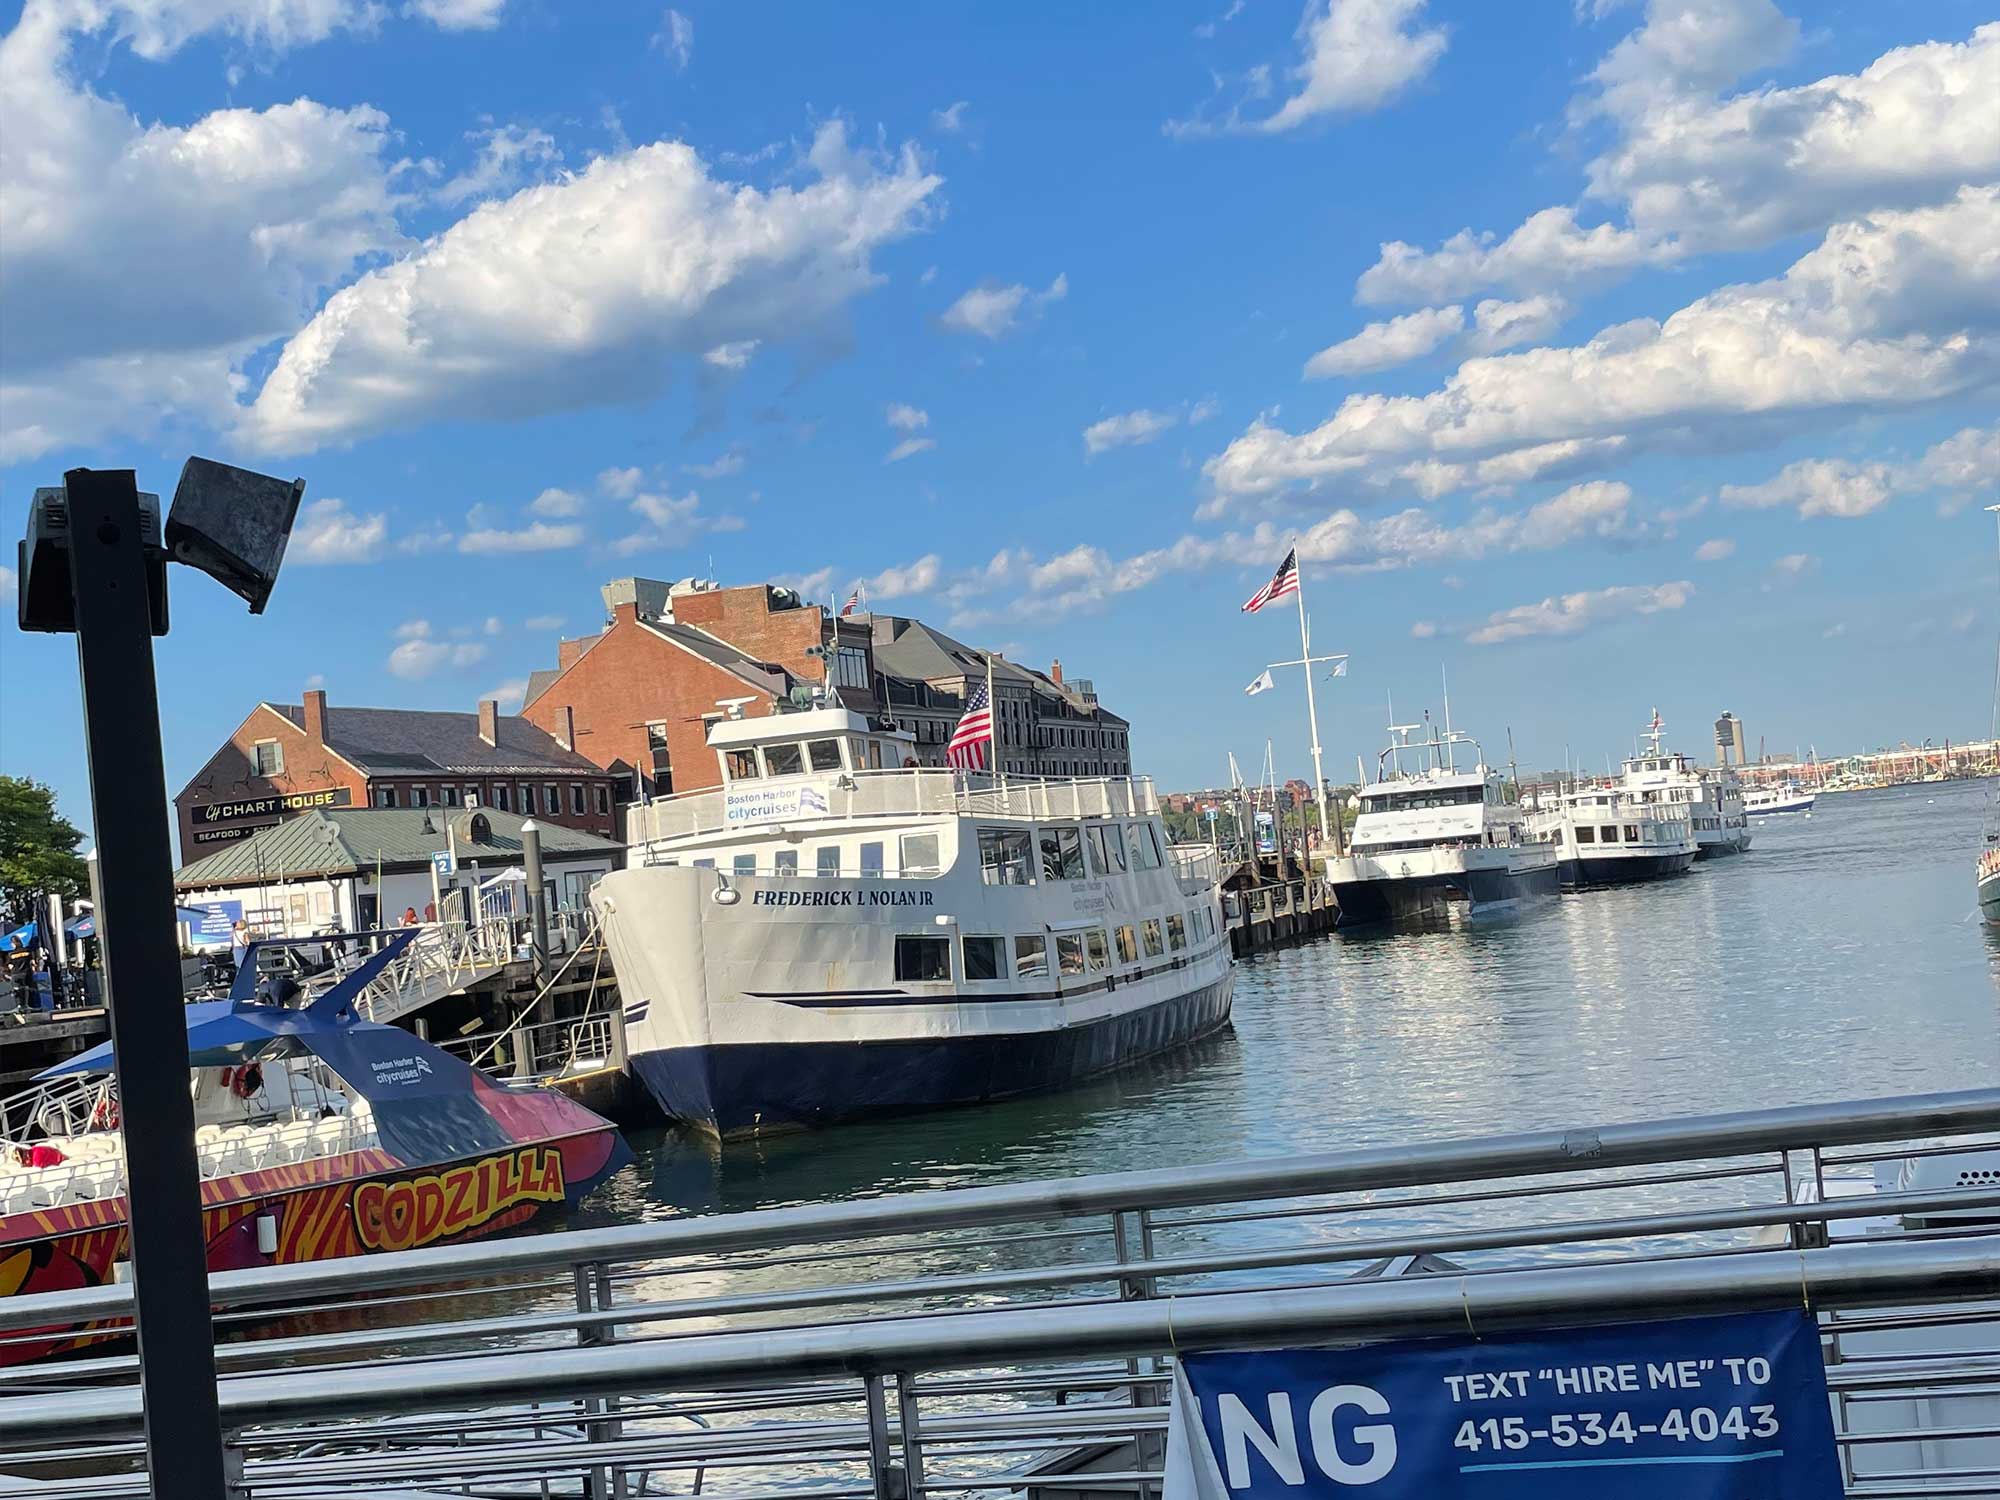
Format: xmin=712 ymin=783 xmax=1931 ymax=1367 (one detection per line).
xmin=594 ymin=864 xmax=1234 ymax=1136
xmin=1747 ymin=792 xmax=1816 ymax=816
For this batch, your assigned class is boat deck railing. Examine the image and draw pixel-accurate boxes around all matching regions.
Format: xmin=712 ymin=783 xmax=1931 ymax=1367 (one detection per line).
xmin=4 ymin=1089 xmax=1997 ymax=1495
xmin=629 ymin=769 xmax=1162 ymax=846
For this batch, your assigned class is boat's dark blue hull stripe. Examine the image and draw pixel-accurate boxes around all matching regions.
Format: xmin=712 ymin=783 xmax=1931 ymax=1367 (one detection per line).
xmin=1558 ymin=851 xmax=1696 ymax=887
xmin=629 ymin=973 xmax=1234 ymax=1135
xmin=1331 ymin=861 xmax=1558 ymax=925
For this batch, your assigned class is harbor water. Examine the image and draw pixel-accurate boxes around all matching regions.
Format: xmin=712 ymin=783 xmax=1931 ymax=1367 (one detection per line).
xmin=586 ymin=777 xmax=1996 ymax=1223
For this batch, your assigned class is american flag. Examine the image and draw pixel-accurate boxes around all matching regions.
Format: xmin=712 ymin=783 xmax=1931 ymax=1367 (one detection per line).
xmin=840 ymin=589 xmax=860 ymax=616
xmin=1242 ymin=548 xmax=1300 ymax=613
xmin=945 ymin=681 xmax=993 ymax=770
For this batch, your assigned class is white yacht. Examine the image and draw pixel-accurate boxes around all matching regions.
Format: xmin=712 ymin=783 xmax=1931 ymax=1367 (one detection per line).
xmin=594 ymin=706 xmax=1233 ymax=1138
xmin=1321 ymin=724 xmax=1556 ymax=925
xmin=1744 ymin=781 xmax=1817 ymax=817
xmin=1617 ymin=721 xmax=1751 ymax=859
xmin=1527 ymin=720 xmax=1698 ymax=888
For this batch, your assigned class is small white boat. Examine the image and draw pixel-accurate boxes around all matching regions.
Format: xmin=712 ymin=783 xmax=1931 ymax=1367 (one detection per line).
xmin=1744 ymin=782 xmax=1816 ymax=816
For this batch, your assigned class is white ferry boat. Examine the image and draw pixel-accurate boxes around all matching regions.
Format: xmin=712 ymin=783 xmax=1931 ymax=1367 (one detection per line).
xmin=1527 ymin=722 xmax=1698 ymax=888
xmin=1744 ymin=781 xmax=1816 ymax=816
xmin=594 ymin=706 xmax=1233 ymax=1137
xmin=1617 ymin=719 xmax=1751 ymax=859
xmin=1321 ymin=724 xmax=1556 ymax=925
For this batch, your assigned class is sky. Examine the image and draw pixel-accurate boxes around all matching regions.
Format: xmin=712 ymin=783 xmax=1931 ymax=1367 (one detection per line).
xmin=0 ymin=0 xmax=1995 ymax=830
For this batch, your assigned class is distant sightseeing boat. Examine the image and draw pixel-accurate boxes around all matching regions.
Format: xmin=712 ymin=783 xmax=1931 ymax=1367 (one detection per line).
xmin=1322 ymin=720 xmax=1556 ymax=925
xmin=1744 ymin=782 xmax=1817 ymax=817
xmin=1527 ymin=715 xmax=1699 ymax=888
xmin=596 ymin=703 xmax=1233 ymax=1138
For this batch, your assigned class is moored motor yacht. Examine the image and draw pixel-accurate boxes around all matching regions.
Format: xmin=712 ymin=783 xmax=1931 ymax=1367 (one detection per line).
xmin=597 ymin=705 xmax=1233 ymax=1138
xmin=1321 ymin=722 xmax=1556 ymax=925
xmin=1744 ymin=782 xmax=1817 ymax=817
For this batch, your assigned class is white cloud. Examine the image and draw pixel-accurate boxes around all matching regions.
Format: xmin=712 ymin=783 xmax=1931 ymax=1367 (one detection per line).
xmin=1275 ymin=480 xmax=1647 ymax=571
xmin=886 ymin=437 xmax=937 ymax=464
xmin=1822 ymin=622 xmax=1846 ymax=639
xmin=407 ymin=0 xmax=506 ymax=28
xmin=524 ymin=613 xmax=564 ymax=631
xmin=240 ymin=121 xmax=940 ymax=451
xmin=483 ymin=676 xmax=529 ymax=712
xmin=685 ymin=446 xmax=746 ymax=479
xmin=0 ymin=565 xmax=15 ymax=604
xmin=387 ymin=620 xmax=489 ymax=679
xmin=459 ymin=521 xmax=585 ymax=554
xmin=932 ymin=101 xmax=969 ymax=133
xmin=1357 ymin=17 xmax=1998 ymax=305
xmin=1720 ymin=425 xmax=1999 ymax=519
xmin=1170 ymin=0 xmax=1449 ymax=136
xmin=938 ymin=272 xmax=1067 ymax=339
xmin=483 ymin=616 xmax=504 ymax=636
xmin=1694 ymin=537 xmax=1735 ymax=561
xmin=597 ymin=466 xmax=645 ymax=499
xmin=654 ymin=8 xmax=692 ymax=70
xmin=886 ymin=403 xmax=929 ymax=432
xmin=1463 ymin=580 xmax=1694 ymax=645
xmin=860 ymin=555 xmax=942 ymax=600
xmin=0 ymin=5 xmax=407 ymax=460
xmin=1084 ymin=409 xmax=1178 ymax=455
xmin=1207 ymin=190 xmax=2000 ymax=505
xmin=291 ymin=497 xmax=389 ymax=564
xmin=1189 ymin=396 xmax=1222 ymax=424
xmin=702 ymin=339 xmax=760 ymax=370
xmin=1410 ymin=619 xmax=1437 ymax=638
xmin=437 ymin=124 xmax=560 ymax=207
xmin=1766 ymin=551 xmax=1819 ymax=587
xmin=1304 ymin=305 xmax=1464 ymax=378
xmin=1194 ymin=0 xmax=1246 ymax=37
xmin=528 ymin=486 xmax=585 ymax=517
xmin=1467 ymin=295 xmax=1567 ymax=354
xmin=613 ymin=489 xmax=744 ymax=554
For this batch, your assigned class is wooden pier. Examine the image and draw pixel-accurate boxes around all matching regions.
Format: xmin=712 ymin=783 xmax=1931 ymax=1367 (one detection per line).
xmin=1222 ymin=874 xmax=1338 ymax=955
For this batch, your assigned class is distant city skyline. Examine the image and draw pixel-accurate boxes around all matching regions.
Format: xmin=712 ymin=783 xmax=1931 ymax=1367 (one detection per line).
xmin=0 ymin=0 xmax=1993 ymax=832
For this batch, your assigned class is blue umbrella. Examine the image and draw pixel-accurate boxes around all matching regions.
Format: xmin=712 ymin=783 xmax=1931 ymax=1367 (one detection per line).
xmin=64 ymin=913 xmax=95 ymax=940
xmin=3 ymin=921 xmax=38 ymax=951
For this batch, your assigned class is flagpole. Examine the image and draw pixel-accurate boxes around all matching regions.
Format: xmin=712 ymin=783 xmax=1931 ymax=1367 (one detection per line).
xmin=1292 ymin=557 xmax=1339 ymax=858
xmin=986 ymin=650 xmax=1000 ymax=786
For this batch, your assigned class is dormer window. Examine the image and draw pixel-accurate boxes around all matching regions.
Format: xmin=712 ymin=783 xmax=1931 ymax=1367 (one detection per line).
xmin=253 ymin=740 xmax=284 ymax=776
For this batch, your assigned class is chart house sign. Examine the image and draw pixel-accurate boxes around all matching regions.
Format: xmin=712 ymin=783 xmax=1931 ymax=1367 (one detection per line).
xmin=190 ymin=787 xmax=352 ymax=829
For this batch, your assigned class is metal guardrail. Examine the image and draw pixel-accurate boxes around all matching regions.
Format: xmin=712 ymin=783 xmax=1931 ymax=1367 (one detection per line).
xmin=349 ymin=912 xmax=516 ymax=1026
xmin=629 ymin=769 xmax=1162 ymax=844
xmin=2 ymin=1089 xmax=1997 ymax=1496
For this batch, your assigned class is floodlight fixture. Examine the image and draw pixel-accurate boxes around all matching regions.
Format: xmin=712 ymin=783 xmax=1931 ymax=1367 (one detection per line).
xmin=165 ymin=456 xmax=304 ymax=614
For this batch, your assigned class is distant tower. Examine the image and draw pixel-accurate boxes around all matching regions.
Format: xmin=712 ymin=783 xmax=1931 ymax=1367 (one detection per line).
xmin=1714 ymin=712 xmax=1746 ymax=767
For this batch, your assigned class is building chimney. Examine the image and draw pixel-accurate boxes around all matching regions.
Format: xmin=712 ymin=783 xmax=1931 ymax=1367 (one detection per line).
xmin=303 ymin=688 xmax=328 ymax=744
xmin=559 ymin=704 xmax=576 ymax=751
xmin=1051 ymin=659 xmax=1063 ymax=686
xmin=478 ymin=698 xmax=499 ymax=746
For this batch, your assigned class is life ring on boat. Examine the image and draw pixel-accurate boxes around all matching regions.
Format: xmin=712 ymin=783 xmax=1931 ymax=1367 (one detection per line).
xmin=223 ymin=1063 xmax=264 ymax=1100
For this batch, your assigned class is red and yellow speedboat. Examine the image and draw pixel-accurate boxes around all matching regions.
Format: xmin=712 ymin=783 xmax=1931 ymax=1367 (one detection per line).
xmin=0 ymin=930 xmax=631 ymax=1362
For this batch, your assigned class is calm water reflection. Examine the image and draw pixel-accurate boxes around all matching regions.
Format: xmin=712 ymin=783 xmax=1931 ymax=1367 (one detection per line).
xmin=573 ymin=779 xmax=1998 ymax=1229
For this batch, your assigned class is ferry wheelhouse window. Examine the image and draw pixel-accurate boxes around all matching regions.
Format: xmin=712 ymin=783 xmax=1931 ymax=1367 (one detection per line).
xmin=725 ymin=749 xmax=760 ymax=780
xmin=1039 ymin=827 xmax=1086 ymax=881
xmin=1600 ymin=826 xmax=1619 ymax=842
xmin=1142 ymin=918 xmax=1164 ymax=957
xmin=1575 ymin=826 xmax=1596 ymax=843
xmin=775 ymin=849 xmax=799 ymax=875
xmin=252 ymin=740 xmax=284 ymax=776
xmin=1115 ymin=925 xmax=1138 ymax=964
xmin=860 ymin=841 xmax=885 ymax=877
xmin=1625 ymin=825 xmax=1640 ymax=842
xmin=765 ymin=743 xmax=805 ymax=777
xmin=816 ymin=845 xmax=840 ymax=876
xmin=1088 ymin=825 xmax=1126 ymax=874
xmin=978 ymin=828 xmax=1032 ymax=885
xmin=807 ymin=738 xmax=843 ymax=772
xmin=894 ymin=935 xmax=951 ymax=983
xmin=963 ymin=935 xmax=1004 ymax=981
xmin=1168 ymin=913 xmax=1187 ymax=950
xmin=1084 ymin=930 xmax=1110 ymax=971
xmin=1055 ymin=933 xmax=1086 ymax=976
xmin=900 ymin=832 xmax=941 ymax=876
xmin=1015 ymin=935 xmax=1050 ymax=977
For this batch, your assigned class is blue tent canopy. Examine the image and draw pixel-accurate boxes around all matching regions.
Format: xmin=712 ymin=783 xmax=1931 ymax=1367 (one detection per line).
xmin=3 ymin=921 xmax=38 ymax=951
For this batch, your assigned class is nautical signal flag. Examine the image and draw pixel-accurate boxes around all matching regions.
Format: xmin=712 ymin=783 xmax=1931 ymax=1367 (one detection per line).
xmin=1242 ymin=548 xmax=1300 ymax=613
xmin=1244 ymin=669 xmax=1275 ymax=696
xmin=946 ymin=681 xmax=993 ymax=770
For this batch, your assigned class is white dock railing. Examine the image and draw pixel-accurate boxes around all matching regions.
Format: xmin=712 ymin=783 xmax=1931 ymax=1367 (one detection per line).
xmin=629 ymin=769 xmax=1161 ymax=845
xmin=347 ymin=902 xmax=516 ymax=1026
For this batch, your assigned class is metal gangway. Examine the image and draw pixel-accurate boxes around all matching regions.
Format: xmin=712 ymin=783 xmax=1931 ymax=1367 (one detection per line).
xmin=341 ymin=891 xmax=517 ymax=1027
xmin=2 ymin=1089 xmax=1998 ymax=1497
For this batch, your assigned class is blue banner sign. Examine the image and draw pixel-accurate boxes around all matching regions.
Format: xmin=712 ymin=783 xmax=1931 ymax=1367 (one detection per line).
xmin=1170 ymin=1310 xmax=1839 ymax=1498
xmin=186 ymin=900 xmax=244 ymax=949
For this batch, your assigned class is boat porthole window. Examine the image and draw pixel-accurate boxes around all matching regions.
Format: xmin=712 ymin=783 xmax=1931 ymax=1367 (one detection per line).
xmin=1142 ymin=918 xmax=1164 ymax=958
xmin=1624 ymin=825 xmax=1639 ymax=843
xmin=859 ymin=842 xmax=885 ymax=878
xmin=893 ymin=935 xmax=951 ymax=983
xmin=774 ymin=850 xmax=799 ymax=876
xmin=1055 ymin=934 xmax=1085 ymax=976
xmin=899 ymin=832 xmax=941 ymax=877
xmin=1084 ymin=930 xmax=1110 ymax=971
xmin=1016 ymin=935 xmax=1051 ymax=978
xmin=1115 ymin=925 xmax=1138 ymax=964
xmin=816 ymin=846 xmax=841 ymax=876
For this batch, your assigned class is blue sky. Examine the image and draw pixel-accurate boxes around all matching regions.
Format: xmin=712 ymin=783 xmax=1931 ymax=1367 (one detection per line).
xmin=1 ymin=0 xmax=1994 ymax=829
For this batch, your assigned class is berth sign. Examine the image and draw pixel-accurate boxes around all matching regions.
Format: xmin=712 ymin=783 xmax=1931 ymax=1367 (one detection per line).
xmin=1165 ymin=1310 xmax=1838 ymax=1499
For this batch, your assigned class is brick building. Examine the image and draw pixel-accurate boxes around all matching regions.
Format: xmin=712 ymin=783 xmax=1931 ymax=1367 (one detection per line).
xmin=174 ymin=689 xmax=620 ymax=863
xmin=520 ymin=577 xmax=881 ymax=800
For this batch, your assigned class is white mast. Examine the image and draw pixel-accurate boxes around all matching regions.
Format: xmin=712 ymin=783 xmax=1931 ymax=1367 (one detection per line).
xmin=1293 ymin=565 xmax=1333 ymax=853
